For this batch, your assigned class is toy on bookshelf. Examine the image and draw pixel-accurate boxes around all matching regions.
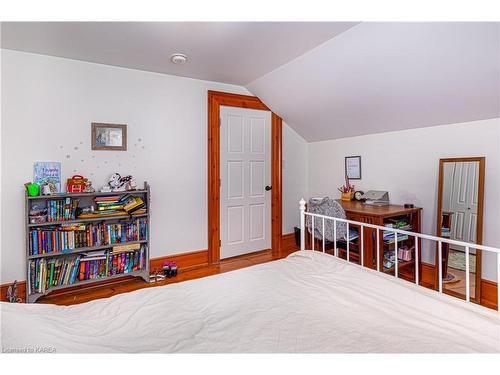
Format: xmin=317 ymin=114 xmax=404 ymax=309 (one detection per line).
xmin=67 ymin=175 xmax=88 ymax=193
xmin=108 ymin=173 xmax=137 ymax=192
xmin=83 ymin=180 xmax=95 ymax=193
xmin=41 ymin=181 xmax=57 ymax=195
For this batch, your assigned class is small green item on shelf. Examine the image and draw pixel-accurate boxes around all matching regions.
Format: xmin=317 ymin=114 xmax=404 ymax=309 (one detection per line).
xmin=25 ymin=182 xmax=40 ymax=197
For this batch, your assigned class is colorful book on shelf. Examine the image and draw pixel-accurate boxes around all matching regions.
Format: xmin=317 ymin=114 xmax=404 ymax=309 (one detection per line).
xmin=94 ymin=196 xmax=121 ymax=202
xmin=112 ymin=243 xmax=141 ymax=253
xmin=97 ymin=204 xmax=124 ymax=211
xmin=117 ymin=194 xmax=134 ymax=203
xmin=29 ymin=256 xmax=81 ymax=293
xmin=96 ymin=200 xmax=121 ymax=206
xmin=123 ymin=196 xmax=145 ymax=213
xmin=46 ymin=198 xmax=79 ymax=222
xmin=384 ymin=234 xmax=409 ymax=244
xmin=95 ymin=209 xmax=121 ymax=215
xmin=94 ymin=196 xmax=126 ymax=215
xmin=75 ymin=246 xmax=146 ymax=281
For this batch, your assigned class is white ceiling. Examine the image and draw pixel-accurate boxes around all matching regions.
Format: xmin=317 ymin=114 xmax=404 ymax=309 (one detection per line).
xmin=248 ymin=22 xmax=500 ymax=141
xmin=0 ymin=22 xmax=357 ymax=85
xmin=1 ymin=22 xmax=498 ymax=141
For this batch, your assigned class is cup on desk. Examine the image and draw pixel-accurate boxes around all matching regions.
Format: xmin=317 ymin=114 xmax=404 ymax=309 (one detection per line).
xmin=341 ymin=192 xmax=354 ymax=201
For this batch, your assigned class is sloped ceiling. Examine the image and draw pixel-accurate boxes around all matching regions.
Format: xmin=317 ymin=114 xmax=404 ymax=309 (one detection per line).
xmin=0 ymin=22 xmax=357 ymax=85
xmin=247 ymin=22 xmax=500 ymax=141
xmin=2 ymin=22 xmax=499 ymax=141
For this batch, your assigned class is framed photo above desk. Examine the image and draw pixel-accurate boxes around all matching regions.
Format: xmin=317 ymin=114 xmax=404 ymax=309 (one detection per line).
xmin=345 ymin=155 xmax=361 ymax=179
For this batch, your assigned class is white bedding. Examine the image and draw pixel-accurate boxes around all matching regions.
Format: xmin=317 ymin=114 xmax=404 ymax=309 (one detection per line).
xmin=1 ymin=251 xmax=499 ymax=353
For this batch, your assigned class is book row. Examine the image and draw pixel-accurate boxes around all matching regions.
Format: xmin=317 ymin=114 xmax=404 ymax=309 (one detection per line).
xmin=28 ymin=218 xmax=148 ymax=255
xmin=46 ymin=198 xmax=80 ymax=222
xmin=28 ymin=246 xmax=147 ymax=295
xmin=93 ymin=194 xmax=146 ymax=216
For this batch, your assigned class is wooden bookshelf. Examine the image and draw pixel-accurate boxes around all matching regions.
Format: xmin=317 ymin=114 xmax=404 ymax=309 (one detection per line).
xmin=25 ymin=182 xmax=151 ymax=303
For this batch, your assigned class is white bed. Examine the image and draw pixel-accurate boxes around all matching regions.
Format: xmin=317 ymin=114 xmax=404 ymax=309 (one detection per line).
xmin=1 ymin=251 xmax=499 ymax=353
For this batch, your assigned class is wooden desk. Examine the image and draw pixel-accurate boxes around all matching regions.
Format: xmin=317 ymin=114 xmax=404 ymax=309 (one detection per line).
xmin=337 ymin=200 xmax=422 ymax=280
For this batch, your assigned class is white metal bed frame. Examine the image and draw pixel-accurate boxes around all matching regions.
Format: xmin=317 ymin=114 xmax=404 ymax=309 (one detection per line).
xmin=299 ymin=199 xmax=500 ymax=312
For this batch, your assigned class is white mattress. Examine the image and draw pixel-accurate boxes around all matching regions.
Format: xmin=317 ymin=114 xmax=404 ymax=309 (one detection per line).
xmin=1 ymin=251 xmax=499 ymax=353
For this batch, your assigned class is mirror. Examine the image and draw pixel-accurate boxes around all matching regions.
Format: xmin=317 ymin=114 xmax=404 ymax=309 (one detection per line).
xmin=436 ymin=157 xmax=485 ymax=302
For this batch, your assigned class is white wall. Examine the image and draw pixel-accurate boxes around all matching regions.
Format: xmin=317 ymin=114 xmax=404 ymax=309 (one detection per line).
xmin=308 ymin=119 xmax=500 ymax=281
xmin=0 ymin=50 xmax=308 ymax=283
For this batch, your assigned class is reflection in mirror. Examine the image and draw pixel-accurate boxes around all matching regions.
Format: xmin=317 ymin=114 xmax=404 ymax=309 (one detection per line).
xmin=437 ymin=158 xmax=484 ymax=302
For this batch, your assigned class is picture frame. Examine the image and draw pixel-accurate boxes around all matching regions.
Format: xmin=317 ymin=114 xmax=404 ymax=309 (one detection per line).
xmin=33 ymin=161 xmax=61 ymax=192
xmin=345 ymin=155 xmax=362 ymax=180
xmin=91 ymin=123 xmax=127 ymax=151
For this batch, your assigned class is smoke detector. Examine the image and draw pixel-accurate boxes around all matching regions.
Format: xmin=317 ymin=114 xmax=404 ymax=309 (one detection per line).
xmin=170 ymin=53 xmax=188 ymax=64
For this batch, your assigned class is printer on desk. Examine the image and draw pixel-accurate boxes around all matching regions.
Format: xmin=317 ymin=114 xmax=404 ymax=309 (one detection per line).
xmin=360 ymin=190 xmax=390 ymax=206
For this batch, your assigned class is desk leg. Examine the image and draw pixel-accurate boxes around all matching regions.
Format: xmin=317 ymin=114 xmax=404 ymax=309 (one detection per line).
xmin=364 ymin=226 xmax=374 ymax=269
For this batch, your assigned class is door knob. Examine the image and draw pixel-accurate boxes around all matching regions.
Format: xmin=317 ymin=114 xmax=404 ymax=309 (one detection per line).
xmin=265 ymin=186 xmax=272 ymax=191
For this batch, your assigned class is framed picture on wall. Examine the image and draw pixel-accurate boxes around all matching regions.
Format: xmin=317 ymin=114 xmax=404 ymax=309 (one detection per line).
xmin=91 ymin=123 xmax=127 ymax=151
xmin=33 ymin=161 xmax=61 ymax=192
xmin=345 ymin=155 xmax=361 ymax=179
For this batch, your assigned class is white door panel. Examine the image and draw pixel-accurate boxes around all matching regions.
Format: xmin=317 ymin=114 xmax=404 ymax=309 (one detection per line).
xmin=250 ymin=161 xmax=265 ymax=197
xmin=449 ymin=161 xmax=479 ymax=251
xmin=220 ymin=106 xmax=271 ymax=259
xmin=249 ymin=203 xmax=265 ymax=240
xmin=227 ymin=161 xmax=244 ymax=198
xmin=227 ymin=206 xmax=244 ymax=244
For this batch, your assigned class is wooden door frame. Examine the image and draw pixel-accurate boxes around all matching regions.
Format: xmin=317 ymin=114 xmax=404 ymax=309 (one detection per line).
xmin=436 ymin=156 xmax=485 ymax=303
xmin=208 ymin=90 xmax=282 ymax=264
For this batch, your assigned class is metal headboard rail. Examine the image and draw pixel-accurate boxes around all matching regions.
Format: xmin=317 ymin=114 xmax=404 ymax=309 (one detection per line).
xmin=299 ymin=199 xmax=500 ymax=312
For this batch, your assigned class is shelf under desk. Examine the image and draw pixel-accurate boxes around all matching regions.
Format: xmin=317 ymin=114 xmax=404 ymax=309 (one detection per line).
xmin=337 ymin=200 xmax=422 ymax=276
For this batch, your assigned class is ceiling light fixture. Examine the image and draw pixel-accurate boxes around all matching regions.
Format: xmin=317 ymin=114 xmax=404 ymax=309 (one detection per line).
xmin=170 ymin=53 xmax=188 ymax=64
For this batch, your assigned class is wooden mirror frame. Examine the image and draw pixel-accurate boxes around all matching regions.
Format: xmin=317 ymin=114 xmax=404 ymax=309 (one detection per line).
xmin=436 ymin=157 xmax=485 ymax=303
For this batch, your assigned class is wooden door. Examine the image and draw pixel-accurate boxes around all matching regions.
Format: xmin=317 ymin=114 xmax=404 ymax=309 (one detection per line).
xmin=219 ymin=106 xmax=272 ymax=259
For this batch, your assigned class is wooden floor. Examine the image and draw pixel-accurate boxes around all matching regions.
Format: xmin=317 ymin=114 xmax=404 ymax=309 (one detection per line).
xmin=443 ymin=268 xmax=476 ymax=299
xmin=39 ymin=247 xmax=297 ymax=306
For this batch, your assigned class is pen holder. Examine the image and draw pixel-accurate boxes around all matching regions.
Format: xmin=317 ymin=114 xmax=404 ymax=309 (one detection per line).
xmin=341 ymin=192 xmax=354 ymax=201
